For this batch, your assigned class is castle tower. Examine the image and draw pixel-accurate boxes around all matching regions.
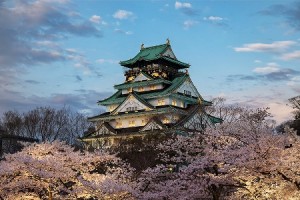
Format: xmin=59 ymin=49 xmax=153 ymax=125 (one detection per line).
xmin=82 ymin=40 xmax=221 ymax=148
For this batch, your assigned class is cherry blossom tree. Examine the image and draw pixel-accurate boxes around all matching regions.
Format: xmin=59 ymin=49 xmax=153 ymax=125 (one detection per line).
xmin=134 ymin=108 xmax=300 ymax=199
xmin=0 ymin=141 xmax=135 ymax=199
xmin=1 ymin=107 xmax=299 ymax=199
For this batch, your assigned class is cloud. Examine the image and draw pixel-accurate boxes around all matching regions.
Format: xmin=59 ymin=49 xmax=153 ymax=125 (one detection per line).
xmin=113 ymin=10 xmax=134 ymax=20
xmin=207 ymin=16 xmax=223 ymax=21
xmin=234 ymin=41 xmax=296 ymax=52
xmin=89 ymin=15 xmax=102 ymax=24
xmin=174 ymin=1 xmax=197 ymax=16
xmin=66 ymin=48 xmax=101 ymax=75
xmin=76 ymin=75 xmax=82 ymax=82
xmin=0 ymin=89 xmax=110 ymax=117
xmin=183 ymin=20 xmax=198 ymax=29
xmin=253 ymin=62 xmax=280 ymax=74
xmin=203 ymin=15 xmax=227 ymax=27
xmin=252 ymin=63 xmax=299 ymax=81
xmin=227 ymin=74 xmax=258 ymax=82
xmin=287 ymin=76 xmax=300 ymax=93
xmin=203 ymin=16 xmax=224 ymax=22
xmin=25 ymin=80 xmax=40 ymax=85
xmin=96 ymin=59 xmax=119 ymax=64
xmin=0 ymin=0 xmax=101 ymax=87
xmin=280 ymin=50 xmax=300 ymax=60
xmin=175 ymin=1 xmax=192 ymax=9
xmin=114 ymin=28 xmax=133 ymax=35
xmin=260 ymin=2 xmax=300 ymax=31
xmin=261 ymin=68 xmax=298 ymax=81
xmin=228 ymin=63 xmax=300 ymax=82
xmin=215 ymin=92 xmax=294 ymax=124
xmin=254 ymin=60 xmax=262 ymax=63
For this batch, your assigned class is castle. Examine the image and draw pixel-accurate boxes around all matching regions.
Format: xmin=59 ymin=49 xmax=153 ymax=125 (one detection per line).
xmin=82 ymin=40 xmax=221 ymax=149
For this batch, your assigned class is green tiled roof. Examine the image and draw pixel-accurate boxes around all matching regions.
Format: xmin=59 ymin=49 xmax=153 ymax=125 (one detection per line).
xmin=169 ymin=93 xmax=199 ymax=104
xmin=142 ymin=75 xmax=188 ymax=98
xmin=98 ymin=75 xmax=188 ymax=105
xmin=98 ymin=74 xmax=210 ymax=107
xmin=88 ymin=106 xmax=188 ymax=122
xmin=111 ymin=92 xmax=154 ymax=115
xmin=98 ymin=90 xmax=123 ymax=105
xmin=114 ymin=78 xmax=172 ymax=90
xmin=120 ymin=43 xmax=190 ymax=68
xmin=161 ymin=56 xmax=190 ymax=68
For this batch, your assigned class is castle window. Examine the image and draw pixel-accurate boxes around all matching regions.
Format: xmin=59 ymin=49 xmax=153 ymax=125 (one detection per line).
xmin=158 ymin=99 xmax=165 ymax=106
xmin=150 ymin=85 xmax=157 ymax=90
xmin=172 ymin=99 xmax=177 ymax=106
xmin=127 ymin=88 xmax=133 ymax=93
xmin=141 ymin=119 xmax=147 ymax=126
xmin=180 ymin=101 xmax=184 ymax=108
xmin=163 ymin=118 xmax=170 ymax=123
xmin=109 ymin=105 xmax=116 ymax=112
xmin=138 ymin=87 xmax=144 ymax=92
xmin=184 ymin=90 xmax=191 ymax=96
xmin=126 ymin=107 xmax=137 ymax=112
xmin=129 ymin=120 xmax=135 ymax=127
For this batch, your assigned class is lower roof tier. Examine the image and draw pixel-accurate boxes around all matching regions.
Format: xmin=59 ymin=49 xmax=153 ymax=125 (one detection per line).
xmin=83 ymin=106 xmax=222 ymax=141
xmin=98 ymin=74 xmax=212 ymax=106
xmin=88 ymin=105 xmax=188 ymax=122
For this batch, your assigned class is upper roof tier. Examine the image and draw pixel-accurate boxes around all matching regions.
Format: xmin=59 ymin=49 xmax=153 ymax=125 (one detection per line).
xmin=119 ymin=41 xmax=190 ymax=69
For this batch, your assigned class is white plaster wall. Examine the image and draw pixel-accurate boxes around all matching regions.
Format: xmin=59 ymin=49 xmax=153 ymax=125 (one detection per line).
xmin=176 ymin=80 xmax=199 ymax=97
xmin=158 ymin=114 xmax=180 ymax=124
xmin=148 ymin=97 xmax=187 ymax=108
xmin=114 ymin=96 xmax=151 ymax=113
xmin=106 ymin=104 xmax=119 ymax=112
xmin=122 ymin=83 xmax=164 ymax=94
xmin=109 ymin=116 xmax=150 ymax=129
xmin=109 ymin=120 xmax=117 ymax=128
xmin=133 ymin=73 xmax=150 ymax=82
xmin=148 ymin=97 xmax=171 ymax=107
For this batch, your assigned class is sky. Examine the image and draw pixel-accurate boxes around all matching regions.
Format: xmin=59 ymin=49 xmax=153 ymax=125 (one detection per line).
xmin=1 ymin=0 xmax=300 ymax=124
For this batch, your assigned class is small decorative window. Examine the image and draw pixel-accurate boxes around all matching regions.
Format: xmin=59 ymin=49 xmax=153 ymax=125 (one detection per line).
xmin=150 ymin=85 xmax=157 ymax=90
xmin=141 ymin=119 xmax=147 ymax=126
xmin=180 ymin=101 xmax=184 ymax=108
xmin=126 ymin=107 xmax=137 ymax=112
xmin=172 ymin=99 xmax=177 ymax=106
xmin=129 ymin=120 xmax=135 ymax=127
xmin=127 ymin=88 xmax=133 ymax=93
xmin=138 ymin=87 xmax=144 ymax=92
xmin=109 ymin=105 xmax=114 ymax=112
xmin=158 ymin=99 xmax=165 ymax=106
xmin=163 ymin=118 xmax=170 ymax=124
xmin=184 ymin=90 xmax=191 ymax=96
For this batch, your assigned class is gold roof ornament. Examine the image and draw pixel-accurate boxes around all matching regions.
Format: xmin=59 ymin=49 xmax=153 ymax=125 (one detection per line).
xmin=127 ymin=76 xmax=134 ymax=82
xmin=141 ymin=43 xmax=144 ymax=50
xmin=166 ymin=38 xmax=170 ymax=45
